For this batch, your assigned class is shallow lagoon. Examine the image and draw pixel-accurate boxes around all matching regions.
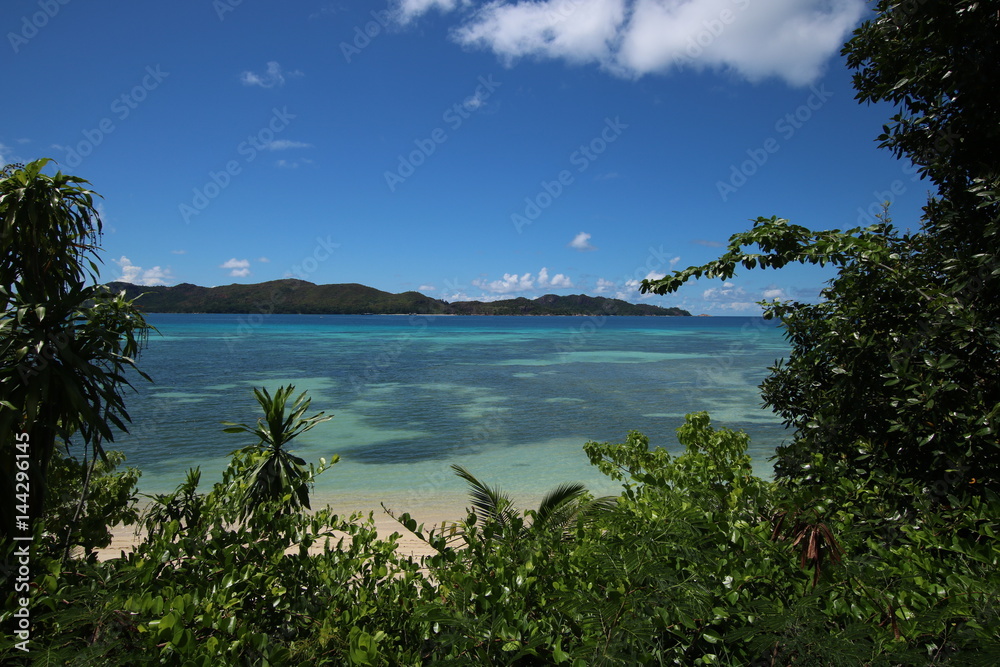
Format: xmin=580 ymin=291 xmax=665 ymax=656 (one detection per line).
xmin=113 ymin=314 xmax=790 ymax=514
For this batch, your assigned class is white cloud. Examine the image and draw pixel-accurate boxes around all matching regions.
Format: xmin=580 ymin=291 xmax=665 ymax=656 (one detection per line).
xmin=0 ymin=142 xmax=13 ymax=166
xmin=220 ymin=258 xmax=251 ymax=277
xmin=595 ymin=278 xmax=615 ymax=293
xmin=395 ymin=0 xmax=471 ymax=24
xmin=257 ymin=257 xmax=270 ymax=263
xmin=400 ymin=0 xmax=865 ymax=86
xmin=240 ymin=61 xmax=303 ymax=88
xmin=569 ymin=231 xmax=596 ymax=251
xmin=693 ymin=238 xmax=724 ymax=248
xmin=264 ymin=140 xmax=313 ymax=150
xmin=473 ymin=267 xmax=573 ymax=294
xmin=702 ymin=281 xmax=761 ymax=311
xmin=455 ymin=0 xmax=626 ymax=68
xmin=709 ymin=301 xmax=760 ymax=312
xmin=419 ymin=284 xmax=437 ymax=292
xmin=538 ymin=267 xmax=573 ymax=289
xmin=616 ymin=271 xmax=663 ymax=300
xmin=113 ymin=256 xmax=174 ymax=286
xmin=761 ymin=287 xmax=787 ymax=300
xmin=463 ymin=89 xmax=489 ymax=110
xmin=474 ymin=272 xmax=534 ymax=293
xmin=617 ymin=280 xmax=652 ymax=301
xmin=276 ymin=158 xmax=314 ymax=169
xmin=703 ymin=282 xmax=745 ymax=300
xmin=171 ymin=249 xmax=186 ymax=255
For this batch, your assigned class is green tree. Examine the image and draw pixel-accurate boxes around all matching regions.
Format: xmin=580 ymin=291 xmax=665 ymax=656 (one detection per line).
xmin=642 ymin=1 xmax=1000 ymax=497
xmin=1 ymin=159 xmax=151 ymax=544
xmin=223 ymin=385 xmax=335 ymax=517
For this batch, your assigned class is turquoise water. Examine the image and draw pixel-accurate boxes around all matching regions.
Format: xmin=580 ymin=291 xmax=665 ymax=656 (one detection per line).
xmin=113 ymin=314 xmax=789 ymax=515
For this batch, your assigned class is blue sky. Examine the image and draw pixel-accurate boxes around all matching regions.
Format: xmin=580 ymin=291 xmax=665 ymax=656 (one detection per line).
xmin=2 ymin=0 xmax=930 ymax=314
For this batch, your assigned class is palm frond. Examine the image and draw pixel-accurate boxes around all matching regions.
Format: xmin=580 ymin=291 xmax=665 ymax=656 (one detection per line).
xmin=532 ymin=482 xmax=587 ymax=532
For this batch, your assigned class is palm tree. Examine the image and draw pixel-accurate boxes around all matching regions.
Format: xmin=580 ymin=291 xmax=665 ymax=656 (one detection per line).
xmin=223 ymin=385 xmax=333 ymax=518
xmin=451 ymin=464 xmax=616 ymax=544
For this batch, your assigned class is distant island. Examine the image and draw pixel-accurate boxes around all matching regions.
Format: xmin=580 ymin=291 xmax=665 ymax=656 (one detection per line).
xmin=104 ymin=279 xmax=691 ymax=317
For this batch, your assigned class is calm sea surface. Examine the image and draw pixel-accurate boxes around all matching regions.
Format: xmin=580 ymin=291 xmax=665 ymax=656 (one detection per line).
xmin=113 ymin=314 xmax=790 ymax=515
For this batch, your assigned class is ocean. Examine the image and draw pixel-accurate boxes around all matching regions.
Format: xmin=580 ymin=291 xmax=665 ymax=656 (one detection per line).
xmin=111 ymin=314 xmax=790 ymax=518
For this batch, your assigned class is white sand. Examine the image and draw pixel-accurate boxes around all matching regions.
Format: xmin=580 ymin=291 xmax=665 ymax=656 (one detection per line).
xmin=96 ymin=499 xmax=464 ymax=562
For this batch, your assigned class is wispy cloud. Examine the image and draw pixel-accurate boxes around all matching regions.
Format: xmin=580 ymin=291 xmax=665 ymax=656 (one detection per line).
xmin=394 ymin=0 xmax=471 ymax=25
xmin=463 ymin=88 xmax=490 ymax=110
xmin=241 ymin=61 xmax=303 ymax=88
xmin=276 ymin=158 xmax=314 ymax=169
xmin=612 ymin=270 xmax=666 ymax=301
xmin=702 ymin=281 xmax=771 ymax=312
xmin=264 ymin=139 xmax=313 ymax=150
xmin=595 ymin=277 xmax=616 ymax=293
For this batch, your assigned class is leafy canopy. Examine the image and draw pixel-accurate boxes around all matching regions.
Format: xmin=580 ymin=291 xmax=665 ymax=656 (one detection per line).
xmin=641 ymin=1 xmax=1000 ymax=496
xmin=1 ymin=159 xmax=151 ymax=543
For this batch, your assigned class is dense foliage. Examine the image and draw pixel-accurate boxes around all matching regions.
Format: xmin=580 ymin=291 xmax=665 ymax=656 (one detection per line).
xmin=3 ymin=410 xmax=997 ymax=664
xmin=1 ymin=159 xmax=150 ymax=544
xmin=644 ymin=0 xmax=1000 ymax=498
xmin=3 ymin=2 xmax=999 ymax=664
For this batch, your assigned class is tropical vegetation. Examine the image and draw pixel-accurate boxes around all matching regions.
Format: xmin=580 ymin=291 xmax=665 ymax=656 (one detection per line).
xmin=2 ymin=1 xmax=999 ymax=664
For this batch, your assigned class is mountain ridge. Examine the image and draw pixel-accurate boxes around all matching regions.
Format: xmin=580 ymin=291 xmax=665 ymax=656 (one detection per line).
xmin=104 ymin=279 xmax=691 ymax=317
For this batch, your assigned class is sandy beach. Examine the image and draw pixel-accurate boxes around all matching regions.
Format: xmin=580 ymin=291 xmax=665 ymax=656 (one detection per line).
xmin=96 ymin=496 xmax=466 ymax=562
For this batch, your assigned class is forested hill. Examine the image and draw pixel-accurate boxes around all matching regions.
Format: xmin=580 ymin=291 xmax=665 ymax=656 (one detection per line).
xmin=104 ymin=280 xmax=691 ymax=316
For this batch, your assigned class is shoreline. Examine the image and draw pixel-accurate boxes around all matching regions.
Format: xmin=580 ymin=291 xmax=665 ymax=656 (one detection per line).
xmin=96 ymin=495 xmax=466 ymax=562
